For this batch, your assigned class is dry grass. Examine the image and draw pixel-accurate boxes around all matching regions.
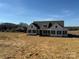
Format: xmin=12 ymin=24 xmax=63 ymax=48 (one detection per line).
xmin=68 ymin=30 xmax=79 ymax=35
xmin=0 ymin=31 xmax=79 ymax=59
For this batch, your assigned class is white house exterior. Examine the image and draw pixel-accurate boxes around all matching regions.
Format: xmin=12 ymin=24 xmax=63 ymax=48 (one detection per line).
xmin=27 ymin=21 xmax=68 ymax=37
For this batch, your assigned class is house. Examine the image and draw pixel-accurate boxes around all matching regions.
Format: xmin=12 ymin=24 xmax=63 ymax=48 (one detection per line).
xmin=27 ymin=21 xmax=68 ymax=37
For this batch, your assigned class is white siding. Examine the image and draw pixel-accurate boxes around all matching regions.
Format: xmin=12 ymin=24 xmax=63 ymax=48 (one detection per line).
xmin=49 ymin=23 xmax=63 ymax=30
xmin=27 ymin=24 xmax=37 ymax=30
xmin=49 ymin=23 xmax=68 ymax=36
xmin=27 ymin=24 xmax=37 ymax=35
xmin=27 ymin=22 xmax=68 ymax=37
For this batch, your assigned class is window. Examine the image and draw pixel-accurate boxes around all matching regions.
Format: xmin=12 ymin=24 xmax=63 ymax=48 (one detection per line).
xmin=43 ymin=30 xmax=47 ymax=34
xmin=51 ymin=31 xmax=55 ymax=34
xmin=43 ymin=25 xmax=47 ymax=28
xmin=28 ymin=30 xmax=31 ymax=33
xmin=63 ymin=31 xmax=67 ymax=34
xmin=33 ymin=30 xmax=36 ymax=33
xmin=47 ymin=30 xmax=50 ymax=34
xmin=57 ymin=31 xmax=61 ymax=34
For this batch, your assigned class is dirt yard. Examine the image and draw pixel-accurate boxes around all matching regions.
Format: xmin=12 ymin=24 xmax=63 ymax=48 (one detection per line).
xmin=0 ymin=31 xmax=79 ymax=59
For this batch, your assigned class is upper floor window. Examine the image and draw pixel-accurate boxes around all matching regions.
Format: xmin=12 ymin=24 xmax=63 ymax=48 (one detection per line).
xmin=43 ymin=25 xmax=47 ymax=28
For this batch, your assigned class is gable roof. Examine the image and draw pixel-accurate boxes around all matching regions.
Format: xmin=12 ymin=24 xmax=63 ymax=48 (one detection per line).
xmin=32 ymin=20 xmax=64 ymax=29
xmin=32 ymin=23 xmax=40 ymax=29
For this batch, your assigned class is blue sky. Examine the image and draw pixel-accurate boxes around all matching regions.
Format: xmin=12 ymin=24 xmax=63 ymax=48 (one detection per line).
xmin=0 ymin=0 xmax=79 ymax=26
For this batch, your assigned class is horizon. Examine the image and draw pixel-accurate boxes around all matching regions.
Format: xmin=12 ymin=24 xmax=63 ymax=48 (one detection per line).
xmin=0 ymin=0 xmax=79 ymax=26
xmin=1 ymin=20 xmax=79 ymax=27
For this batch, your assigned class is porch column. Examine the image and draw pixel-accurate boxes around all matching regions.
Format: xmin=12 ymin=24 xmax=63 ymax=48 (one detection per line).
xmin=42 ymin=30 xmax=43 ymax=35
xmin=55 ymin=30 xmax=57 ymax=36
xmin=49 ymin=30 xmax=51 ymax=36
xmin=61 ymin=31 xmax=63 ymax=36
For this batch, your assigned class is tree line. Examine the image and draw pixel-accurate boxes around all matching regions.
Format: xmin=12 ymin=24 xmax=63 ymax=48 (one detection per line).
xmin=0 ymin=22 xmax=79 ymax=33
xmin=0 ymin=23 xmax=28 ymax=32
xmin=65 ymin=27 xmax=79 ymax=31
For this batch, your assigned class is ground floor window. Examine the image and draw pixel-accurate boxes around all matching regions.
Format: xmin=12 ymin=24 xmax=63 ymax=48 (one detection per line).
xmin=28 ymin=30 xmax=31 ymax=33
xmin=51 ymin=31 xmax=55 ymax=34
xmin=33 ymin=30 xmax=36 ymax=33
xmin=28 ymin=30 xmax=36 ymax=33
xmin=57 ymin=31 xmax=61 ymax=34
xmin=47 ymin=30 xmax=50 ymax=34
xmin=42 ymin=30 xmax=50 ymax=35
xmin=63 ymin=31 xmax=67 ymax=34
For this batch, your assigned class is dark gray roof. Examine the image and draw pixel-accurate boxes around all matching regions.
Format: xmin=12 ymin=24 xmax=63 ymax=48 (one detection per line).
xmin=32 ymin=23 xmax=40 ymax=29
xmin=32 ymin=21 xmax=64 ymax=29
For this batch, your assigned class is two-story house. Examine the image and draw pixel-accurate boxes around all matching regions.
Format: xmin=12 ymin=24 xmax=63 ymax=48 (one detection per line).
xmin=27 ymin=21 xmax=68 ymax=37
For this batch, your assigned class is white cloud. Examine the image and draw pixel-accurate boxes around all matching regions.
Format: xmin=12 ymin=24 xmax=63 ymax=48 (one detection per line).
xmin=61 ymin=9 xmax=74 ymax=17
xmin=47 ymin=9 xmax=74 ymax=20
xmin=33 ymin=18 xmax=63 ymax=22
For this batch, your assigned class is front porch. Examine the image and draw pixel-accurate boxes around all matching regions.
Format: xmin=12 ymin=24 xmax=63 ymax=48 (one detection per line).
xmin=39 ymin=30 xmax=67 ymax=36
xmin=27 ymin=29 xmax=67 ymax=37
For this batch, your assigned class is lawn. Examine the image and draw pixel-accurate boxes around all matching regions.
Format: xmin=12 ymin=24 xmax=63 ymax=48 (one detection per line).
xmin=0 ymin=31 xmax=79 ymax=59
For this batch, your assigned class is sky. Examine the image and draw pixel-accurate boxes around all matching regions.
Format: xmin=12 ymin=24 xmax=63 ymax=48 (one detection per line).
xmin=0 ymin=0 xmax=79 ymax=26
